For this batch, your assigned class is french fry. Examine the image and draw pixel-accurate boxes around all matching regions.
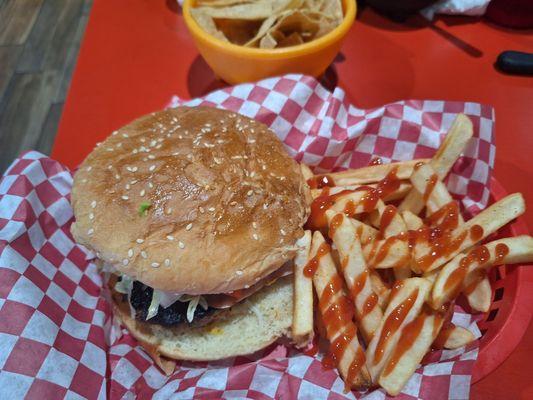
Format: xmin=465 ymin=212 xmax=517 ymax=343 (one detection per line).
xmin=413 ymin=193 xmax=526 ymax=273
xmin=435 ymin=325 xmax=476 ymax=350
xmin=292 ymin=231 xmax=314 ymax=348
xmin=362 ymin=237 xmax=411 ymax=270
xmin=365 ymin=278 xmax=431 ymax=382
xmin=309 ymin=159 xmax=429 ymax=187
xmin=431 ymin=114 xmax=474 ymax=180
xmin=311 ymin=181 xmax=412 ymax=201
xmin=326 ymin=211 xmax=384 ymax=341
xmin=350 ymin=218 xmax=379 ymax=246
xmin=376 ymin=202 xmax=411 ymax=279
xmin=398 ymin=114 xmax=473 ymax=214
xmin=378 ymin=308 xmax=443 ymax=396
xmin=465 ymin=277 xmax=492 ymax=313
xmin=431 ymin=235 xmax=533 ymax=308
xmin=300 ymin=163 xmax=314 ymax=181
xmin=406 ymin=163 xmax=459 ymax=217
xmin=369 ymin=270 xmax=391 ymax=309
xmin=310 ymin=231 xmax=371 ymax=388
xmin=401 ymin=210 xmax=424 ymax=230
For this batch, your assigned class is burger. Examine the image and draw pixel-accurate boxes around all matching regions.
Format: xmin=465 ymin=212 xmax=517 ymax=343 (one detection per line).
xmin=70 ymin=106 xmax=310 ymax=372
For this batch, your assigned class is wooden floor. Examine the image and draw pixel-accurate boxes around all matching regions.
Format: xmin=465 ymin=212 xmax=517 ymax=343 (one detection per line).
xmin=0 ymin=0 xmax=92 ymax=173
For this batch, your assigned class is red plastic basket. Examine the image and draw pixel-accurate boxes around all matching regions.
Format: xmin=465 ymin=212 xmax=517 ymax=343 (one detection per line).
xmin=471 ymin=178 xmax=533 ymax=382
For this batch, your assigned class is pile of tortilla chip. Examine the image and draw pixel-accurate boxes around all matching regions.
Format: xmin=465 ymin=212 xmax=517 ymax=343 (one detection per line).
xmin=191 ymin=0 xmax=344 ymax=49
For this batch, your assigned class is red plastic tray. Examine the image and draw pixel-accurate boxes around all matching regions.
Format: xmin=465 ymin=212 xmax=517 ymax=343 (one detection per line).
xmin=472 ymin=177 xmax=532 ymax=382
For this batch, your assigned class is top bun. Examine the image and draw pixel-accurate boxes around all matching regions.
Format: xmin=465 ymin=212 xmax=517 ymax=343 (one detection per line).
xmin=71 ymin=106 xmax=310 ymax=294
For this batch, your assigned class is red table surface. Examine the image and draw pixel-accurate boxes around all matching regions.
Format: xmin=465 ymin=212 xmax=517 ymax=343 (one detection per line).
xmin=52 ymin=0 xmax=532 ymax=398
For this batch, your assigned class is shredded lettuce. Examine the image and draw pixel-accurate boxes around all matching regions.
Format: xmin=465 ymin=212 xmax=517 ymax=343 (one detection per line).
xmin=147 ymin=289 xmax=161 ymax=320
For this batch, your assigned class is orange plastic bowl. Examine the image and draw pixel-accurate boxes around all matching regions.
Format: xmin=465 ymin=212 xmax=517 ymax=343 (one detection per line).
xmin=183 ymin=0 xmax=356 ymax=85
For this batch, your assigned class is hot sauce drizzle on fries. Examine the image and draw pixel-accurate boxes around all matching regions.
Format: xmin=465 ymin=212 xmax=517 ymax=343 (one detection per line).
xmin=308 ymin=175 xmax=336 ymax=189
xmin=423 ymin=174 xmax=438 ymax=202
xmin=374 ymin=288 xmax=419 ymax=364
xmin=443 ymin=246 xmax=490 ymax=297
xmin=294 ymin=115 xmax=532 ymax=395
xmin=380 ymin=205 xmax=397 ymax=235
xmin=304 ymin=242 xmax=330 ymax=278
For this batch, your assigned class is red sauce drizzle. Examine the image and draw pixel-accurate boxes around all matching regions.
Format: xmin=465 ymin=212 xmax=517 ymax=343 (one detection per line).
xmin=470 ymin=225 xmax=484 ymax=242
xmin=308 ymin=175 xmax=336 ymax=189
xmin=380 ymin=205 xmax=398 ymax=235
xmin=442 ymin=245 xmax=490 ymax=298
xmin=359 ymin=167 xmax=401 ymax=213
xmin=413 ymin=201 xmax=466 ymax=272
xmin=305 ymin=190 xmax=355 ymax=232
xmin=304 ymin=242 xmax=331 ymax=278
xmin=495 ymin=243 xmax=509 ymax=263
xmin=382 ymin=311 xmax=428 ymax=377
xmin=328 ymin=213 xmax=344 ymax=239
xmin=423 ymin=174 xmax=439 ymax=202
xmin=350 ymin=269 xmax=379 ymax=319
xmin=305 ymin=168 xmax=400 ymax=231
xmin=369 ymin=157 xmax=383 ymax=166
xmin=345 ymin=347 xmax=366 ymax=392
xmin=374 ymin=288 xmax=419 ymax=364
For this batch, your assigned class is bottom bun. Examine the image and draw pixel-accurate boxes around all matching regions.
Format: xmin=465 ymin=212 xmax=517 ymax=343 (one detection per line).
xmin=112 ymin=276 xmax=293 ymax=366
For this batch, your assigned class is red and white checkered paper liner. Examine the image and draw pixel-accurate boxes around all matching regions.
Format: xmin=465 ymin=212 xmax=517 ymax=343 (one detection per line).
xmin=0 ymin=74 xmax=495 ymax=399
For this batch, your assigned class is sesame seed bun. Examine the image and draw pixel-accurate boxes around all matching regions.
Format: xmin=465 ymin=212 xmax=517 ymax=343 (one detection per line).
xmin=71 ymin=106 xmax=310 ymax=294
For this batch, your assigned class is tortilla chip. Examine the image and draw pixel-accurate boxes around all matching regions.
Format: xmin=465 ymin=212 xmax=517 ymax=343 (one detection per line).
xmin=190 ymin=8 xmax=229 ymax=41
xmin=195 ymin=0 xmax=296 ymax=20
xmin=216 ymin=18 xmax=263 ymax=45
xmin=319 ymin=0 xmax=343 ymax=24
xmin=244 ymin=14 xmax=280 ymax=47
xmin=278 ymin=31 xmax=304 ymax=47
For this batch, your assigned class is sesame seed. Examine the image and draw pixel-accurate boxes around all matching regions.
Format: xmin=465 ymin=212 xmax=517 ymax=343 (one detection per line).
xmin=132 ymin=149 xmax=138 ymax=154
xmin=86 ymin=166 xmax=92 ymax=172
xmin=208 ymin=207 xmax=215 ymax=212
xmin=131 ymin=167 xmax=138 ymax=172
xmin=151 ymin=262 xmax=160 ymax=268
xmin=91 ymin=201 xmax=97 ymax=208
xmin=140 ymin=189 xmax=145 ymax=196
xmin=199 ymin=207 xmax=205 ymax=213
xmin=252 ymin=222 xmax=257 ymax=229
xmin=150 ymin=140 xmax=157 ymax=147
xmin=230 ymin=201 xmax=237 ymax=206
xmin=117 ymin=143 xmax=122 ymax=148
xmin=178 ymin=241 xmax=185 ymax=249
xmin=89 ymin=213 xmax=94 ymax=220
xmin=247 ymin=190 xmax=253 ymax=196
xmin=141 ymin=251 xmax=147 ymax=258
xmin=121 ymin=195 xmax=129 ymax=200
xmin=166 ymin=235 xmax=174 ymax=241
xmin=263 ymin=204 xmax=268 ymax=209
xmin=155 ymin=144 xmax=162 ymax=149
xmin=115 ymin=174 xmax=120 ymax=180
xmin=112 ymin=131 xmax=118 ymax=136
xmin=130 ymin=180 xmax=138 ymax=185
xmin=262 ymin=165 xmax=267 ymax=170
xmin=164 ymin=259 xmax=170 ymax=267
xmin=128 ymin=249 xmax=133 ymax=257
xmin=252 ymin=233 xmax=259 ymax=240
xmin=126 ymin=167 xmax=133 ymax=172
xmin=136 ymin=238 xmax=144 ymax=244
xmin=106 ymin=147 xmax=114 ymax=152
xmin=148 ymin=182 xmax=154 ymax=189
xmin=140 ymin=138 xmax=145 ymax=143
xmin=125 ymin=184 xmax=130 ymax=190
xmin=122 ymin=133 xmax=129 ymax=138
xmin=148 ymin=154 xmax=155 ymax=159
xmin=87 ymin=228 xmax=94 ymax=235
xmin=250 ymin=172 xmax=255 ymax=178
xmin=280 ymin=229 xmax=286 ymax=236
xmin=149 ymin=165 xmax=156 ymax=172
xmin=236 ymin=270 xmax=243 ymax=276
xmin=122 ymin=259 xmax=129 ymax=266
xmin=186 ymin=223 xmax=193 ymax=231
xmin=165 ymin=208 xmax=172 ymax=215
